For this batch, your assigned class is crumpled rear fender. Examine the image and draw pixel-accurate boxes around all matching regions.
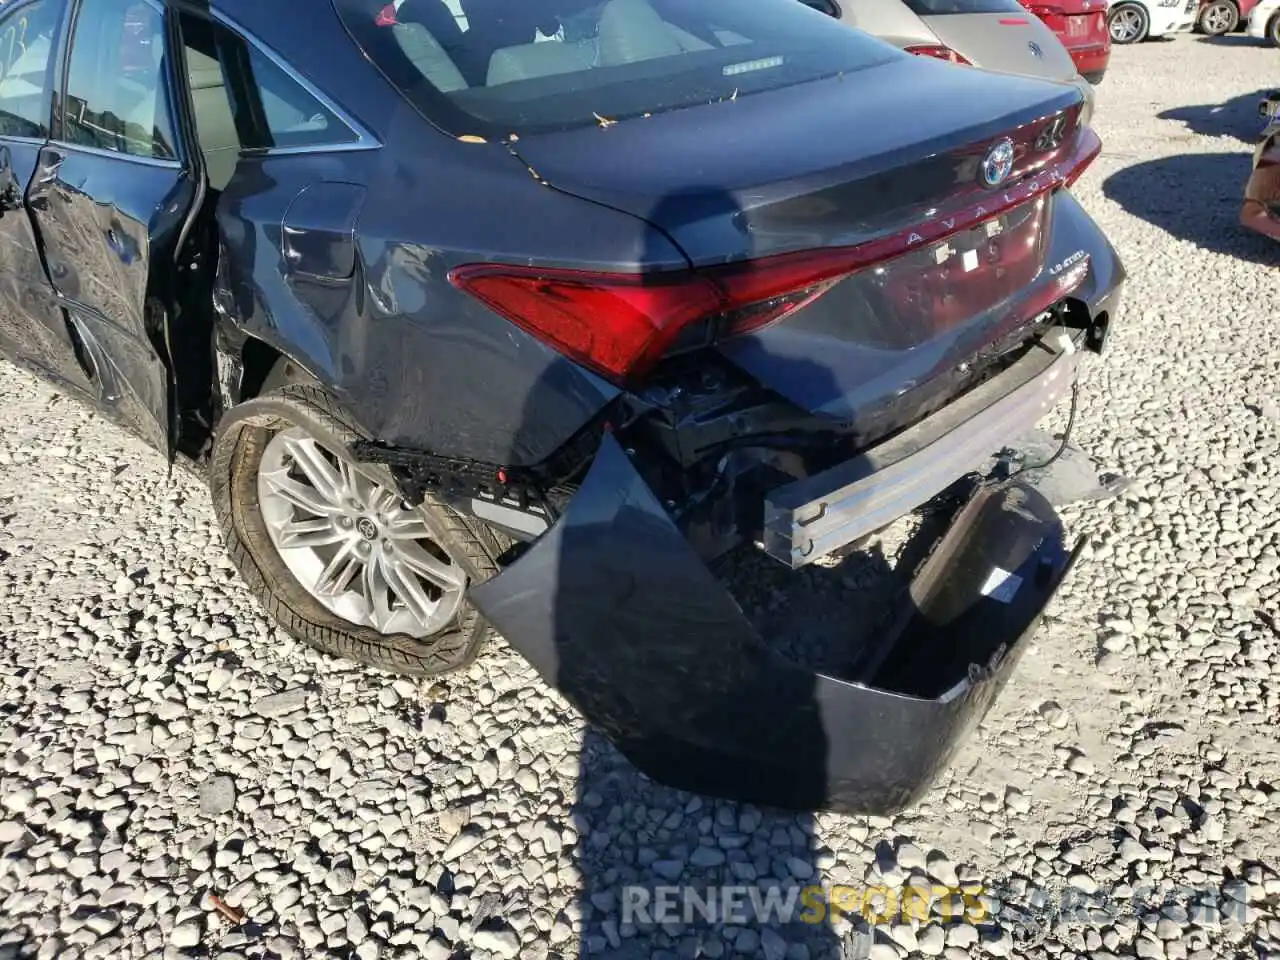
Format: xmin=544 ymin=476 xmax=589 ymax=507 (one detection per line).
xmin=470 ymin=435 xmax=1079 ymax=815
xmin=1242 ymin=131 xmax=1280 ymax=242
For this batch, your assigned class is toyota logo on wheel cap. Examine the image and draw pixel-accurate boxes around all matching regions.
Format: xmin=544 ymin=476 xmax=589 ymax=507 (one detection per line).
xmin=981 ymin=137 xmax=1015 ymax=188
xmin=1028 ymin=40 xmax=1043 ymax=57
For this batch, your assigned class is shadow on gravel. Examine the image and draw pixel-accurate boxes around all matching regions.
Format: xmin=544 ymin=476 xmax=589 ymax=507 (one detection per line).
xmin=1195 ymin=33 xmax=1272 ymax=47
xmin=1158 ymin=88 xmax=1274 ymax=142
xmin=496 ymin=187 xmax=855 ymax=960
xmin=1102 ymin=152 xmax=1280 ymax=266
xmin=556 ymin=184 xmax=851 ymax=960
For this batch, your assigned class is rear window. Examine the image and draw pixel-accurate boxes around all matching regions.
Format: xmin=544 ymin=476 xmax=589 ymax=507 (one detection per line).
xmin=900 ymin=0 xmax=1025 ymax=14
xmin=332 ymin=0 xmax=898 ymax=135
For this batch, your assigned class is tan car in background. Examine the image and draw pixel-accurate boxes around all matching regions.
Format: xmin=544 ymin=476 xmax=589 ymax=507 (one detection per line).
xmin=801 ymin=0 xmax=1099 ymax=120
xmin=1243 ymin=92 xmax=1280 ymax=241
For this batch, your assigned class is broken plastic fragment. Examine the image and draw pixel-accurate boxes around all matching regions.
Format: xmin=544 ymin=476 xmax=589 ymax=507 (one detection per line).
xmin=457 ymin=134 xmax=486 ymax=144
xmin=593 ymin=112 xmax=616 ymax=129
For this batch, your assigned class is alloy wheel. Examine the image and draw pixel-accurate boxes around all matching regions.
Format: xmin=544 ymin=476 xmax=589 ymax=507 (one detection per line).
xmin=256 ymin=427 xmax=466 ymax=638
xmin=1109 ymin=7 xmax=1145 ymax=41
xmin=1199 ymin=1 xmax=1237 ymax=33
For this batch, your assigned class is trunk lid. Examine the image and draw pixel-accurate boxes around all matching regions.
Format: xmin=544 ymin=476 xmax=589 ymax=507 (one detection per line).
xmin=509 ymin=56 xmax=1081 ymax=262
xmin=506 ymin=56 xmax=1094 ymax=422
xmin=923 ymin=12 xmax=1079 ymax=79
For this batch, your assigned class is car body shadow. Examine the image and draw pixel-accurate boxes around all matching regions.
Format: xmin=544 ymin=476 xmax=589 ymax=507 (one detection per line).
xmin=1158 ymin=88 xmax=1275 ymax=142
xmin=1195 ymin=32 xmax=1273 ymax=46
xmin=515 ymin=186 xmax=862 ymax=960
xmin=1102 ymin=152 xmax=1280 ymax=265
xmin=478 ymin=180 xmax=1086 ymax=959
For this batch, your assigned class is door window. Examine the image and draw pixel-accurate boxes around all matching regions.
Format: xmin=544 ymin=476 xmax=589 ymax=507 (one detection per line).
xmin=62 ymin=0 xmax=177 ymax=158
xmin=0 ymin=0 xmax=61 ymax=138
xmin=181 ymin=13 xmax=359 ymax=156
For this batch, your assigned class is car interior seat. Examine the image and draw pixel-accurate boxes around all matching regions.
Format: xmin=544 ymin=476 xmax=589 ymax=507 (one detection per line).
xmin=485 ymin=0 xmax=711 ymax=86
xmin=391 ymin=21 xmax=470 ymax=92
xmin=596 ymin=0 xmax=688 ymax=64
xmin=184 ymin=47 xmax=242 ymax=191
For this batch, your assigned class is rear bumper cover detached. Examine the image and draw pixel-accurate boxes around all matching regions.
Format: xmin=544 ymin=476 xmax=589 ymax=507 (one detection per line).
xmin=470 ymin=435 xmax=1081 ymax=816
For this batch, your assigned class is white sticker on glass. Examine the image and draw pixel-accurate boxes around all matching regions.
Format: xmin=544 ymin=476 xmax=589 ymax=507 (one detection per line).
xmin=981 ymin=567 xmax=1023 ymax=604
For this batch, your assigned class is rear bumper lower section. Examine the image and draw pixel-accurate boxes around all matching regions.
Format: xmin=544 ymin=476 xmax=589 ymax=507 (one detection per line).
xmin=469 ymin=435 xmax=1079 ymax=816
xmin=763 ymin=330 xmax=1080 ymax=567
xmin=1068 ymin=45 xmax=1109 ymax=83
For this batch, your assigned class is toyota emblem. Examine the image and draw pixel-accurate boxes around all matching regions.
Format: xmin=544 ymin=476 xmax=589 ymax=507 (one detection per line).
xmin=981 ymin=137 xmax=1016 ymax=188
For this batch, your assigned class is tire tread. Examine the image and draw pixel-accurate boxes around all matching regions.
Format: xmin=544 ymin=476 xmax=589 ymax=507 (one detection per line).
xmin=210 ymin=381 xmax=510 ymax=677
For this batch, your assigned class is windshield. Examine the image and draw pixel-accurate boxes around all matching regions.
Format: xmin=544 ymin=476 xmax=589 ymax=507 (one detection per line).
xmin=332 ymin=0 xmax=898 ymax=135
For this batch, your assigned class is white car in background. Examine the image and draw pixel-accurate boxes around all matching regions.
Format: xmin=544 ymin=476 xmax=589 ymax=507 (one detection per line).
xmin=1247 ymin=0 xmax=1280 ymax=43
xmin=1107 ymin=0 xmax=1198 ymax=42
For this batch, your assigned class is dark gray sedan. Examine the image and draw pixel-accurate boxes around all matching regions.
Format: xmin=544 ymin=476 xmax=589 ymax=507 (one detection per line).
xmin=0 ymin=0 xmax=1123 ymax=812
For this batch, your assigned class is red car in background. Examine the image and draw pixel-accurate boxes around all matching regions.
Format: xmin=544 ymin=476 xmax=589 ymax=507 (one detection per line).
xmin=1020 ymin=0 xmax=1110 ymax=83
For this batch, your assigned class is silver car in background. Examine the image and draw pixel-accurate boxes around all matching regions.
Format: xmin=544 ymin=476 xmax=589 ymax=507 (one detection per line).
xmin=803 ymin=0 xmax=1098 ymax=121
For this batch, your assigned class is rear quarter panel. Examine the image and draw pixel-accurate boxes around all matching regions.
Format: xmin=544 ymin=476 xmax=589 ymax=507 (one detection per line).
xmin=214 ymin=107 xmax=695 ymax=467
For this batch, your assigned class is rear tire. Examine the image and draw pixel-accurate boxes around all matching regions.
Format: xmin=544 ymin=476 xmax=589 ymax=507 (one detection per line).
xmin=1197 ymin=0 xmax=1238 ymax=34
xmin=1108 ymin=2 xmax=1150 ymax=42
xmin=1270 ymin=13 xmax=1280 ymax=45
xmin=210 ymin=378 xmax=509 ymax=676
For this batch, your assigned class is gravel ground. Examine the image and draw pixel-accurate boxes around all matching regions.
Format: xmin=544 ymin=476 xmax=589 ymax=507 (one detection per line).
xmin=3 ymin=34 xmax=1280 ymax=960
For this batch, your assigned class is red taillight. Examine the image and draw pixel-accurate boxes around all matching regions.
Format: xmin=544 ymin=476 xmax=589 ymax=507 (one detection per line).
xmin=375 ymin=3 xmax=398 ymax=26
xmin=904 ymin=44 xmax=972 ymax=65
xmin=448 ymin=258 xmax=846 ymax=385
xmin=450 ymin=125 xmax=1103 ymax=386
xmin=1064 ymin=126 xmax=1103 ymax=185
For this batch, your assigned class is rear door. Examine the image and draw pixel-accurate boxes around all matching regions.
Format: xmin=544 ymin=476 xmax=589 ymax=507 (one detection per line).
xmin=0 ymin=0 xmax=96 ymax=392
xmin=26 ymin=0 xmax=197 ymax=451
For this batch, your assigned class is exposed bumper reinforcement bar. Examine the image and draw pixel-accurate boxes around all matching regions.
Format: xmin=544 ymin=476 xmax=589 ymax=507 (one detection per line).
xmin=469 ymin=434 xmax=1079 ymax=816
xmin=763 ymin=328 xmax=1081 ymax=567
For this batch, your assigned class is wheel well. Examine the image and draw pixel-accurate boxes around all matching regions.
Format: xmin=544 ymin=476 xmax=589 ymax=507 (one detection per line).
xmin=240 ymin=337 xmax=283 ymax=402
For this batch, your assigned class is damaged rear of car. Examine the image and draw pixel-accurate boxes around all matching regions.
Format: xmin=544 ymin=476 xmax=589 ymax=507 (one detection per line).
xmin=10 ymin=0 xmax=1125 ymax=814
xmin=299 ymin=0 xmax=1123 ymax=814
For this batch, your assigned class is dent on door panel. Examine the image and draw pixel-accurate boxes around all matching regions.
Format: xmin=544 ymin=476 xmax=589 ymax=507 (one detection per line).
xmin=26 ymin=146 xmax=195 ymax=447
xmin=0 ymin=142 xmax=92 ymax=392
